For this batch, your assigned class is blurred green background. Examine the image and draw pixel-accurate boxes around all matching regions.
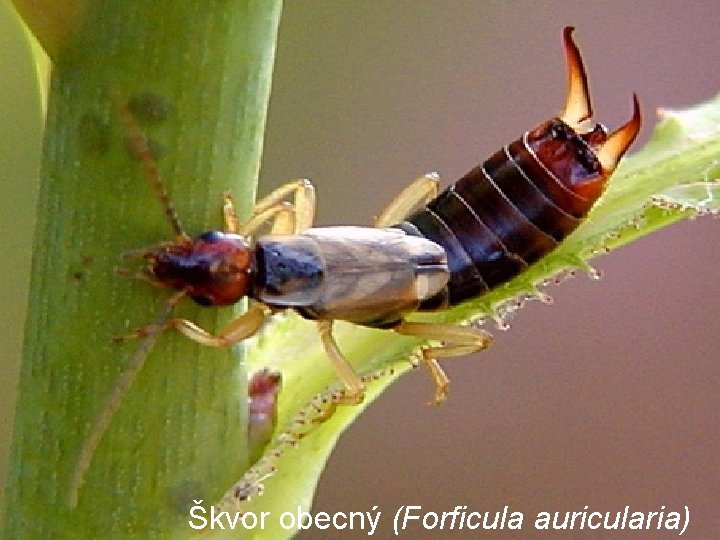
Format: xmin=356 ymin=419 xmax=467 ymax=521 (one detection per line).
xmin=0 ymin=0 xmax=44 ymax=515
xmin=2 ymin=2 xmax=719 ymax=538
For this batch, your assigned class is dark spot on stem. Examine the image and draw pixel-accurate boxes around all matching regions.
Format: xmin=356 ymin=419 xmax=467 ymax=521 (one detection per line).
xmin=127 ymin=92 xmax=176 ymax=125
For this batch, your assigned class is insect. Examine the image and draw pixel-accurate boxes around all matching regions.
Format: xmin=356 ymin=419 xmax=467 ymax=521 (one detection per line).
xmin=70 ymin=26 xmax=640 ymax=505
xmin=221 ymin=26 xmax=642 ymax=504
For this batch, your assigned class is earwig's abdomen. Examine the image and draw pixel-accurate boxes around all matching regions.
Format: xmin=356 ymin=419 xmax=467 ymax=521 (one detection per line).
xmin=400 ymin=117 xmax=607 ymax=306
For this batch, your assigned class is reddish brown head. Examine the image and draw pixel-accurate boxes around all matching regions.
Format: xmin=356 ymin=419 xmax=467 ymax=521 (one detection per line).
xmin=148 ymin=231 xmax=254 ymax=306
xmin=526 ymin=27 xmax=641 ymax=217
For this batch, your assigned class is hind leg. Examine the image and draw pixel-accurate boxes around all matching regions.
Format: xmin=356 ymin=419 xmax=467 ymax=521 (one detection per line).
xmin=393 ymin=320 xmax=492 ymax=405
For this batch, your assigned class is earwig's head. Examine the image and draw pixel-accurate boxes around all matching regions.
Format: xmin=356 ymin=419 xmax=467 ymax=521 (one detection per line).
xmin=148 ymin=231 xmax=254 ymax=306
xmin=527 ymin=27 xmax=641 ymax=216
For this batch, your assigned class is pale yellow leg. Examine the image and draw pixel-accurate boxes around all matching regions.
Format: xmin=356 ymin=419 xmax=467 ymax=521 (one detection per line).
xmin=268 ymin=203 xmax=297 ymax=236
xmin=223 ymin=191 xmax=241 ymax=233
xmin=115 ymin=302 xmax=270 ymax=347
xmin=316 ymin=320 xmax=365 ymax=405
xmin=393 ymin=321 xmax=493 ymax=405
xmin=169 ymin=303 xmax=271 ymax=346
xmin=226 ymin=179 xmax=316 ymax=236
xmin=231 ymin=197 xmax=297 ymax=236
xmin=374 ymin=173 xmax=440 ymax=227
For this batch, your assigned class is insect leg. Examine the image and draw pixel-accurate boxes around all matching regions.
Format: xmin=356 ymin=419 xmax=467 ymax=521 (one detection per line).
xmin=374 ymin=173 xmax=440 ymax=227
xmin=392 ymin=321 xmax=493 ymax=405
xmin=115 ymin=302 xmax=270 ymax=347
xmin=167 ymin=303 xmax=271 ymax=347
xmin=222 ymin=191 xmax=242 ymax=233
xmin=226 ymin=194 xmax=296 ymax=236
xmin=229 ymin=179 xmax=316 ymax=236
xmin=316 ymin=320 xmax=365 ymax=405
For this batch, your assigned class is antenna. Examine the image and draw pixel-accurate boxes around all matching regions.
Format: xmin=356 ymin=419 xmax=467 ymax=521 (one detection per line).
xmin=113 ymin=93 xmax=186 ymax=238
xmin=68 ymin=291 xmax=184 ymax=507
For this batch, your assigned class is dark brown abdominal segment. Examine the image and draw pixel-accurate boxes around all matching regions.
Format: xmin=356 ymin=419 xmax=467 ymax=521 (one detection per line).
xmin=396 ymin=212 xmax=487 ymax=304
xmin=486 ymin=147 xmax=580 ymax=241
xmin=508 ymin=137 xmax=592 ymax=220
xmin=402 ymin=130 xmax=583 ymax=306
xmin=401 ymin=106 xmax=633 ymax=307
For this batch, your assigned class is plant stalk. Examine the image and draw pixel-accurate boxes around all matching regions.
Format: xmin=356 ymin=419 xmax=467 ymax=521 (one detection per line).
xmin=2 ymin=1 xmax=282 ymax=537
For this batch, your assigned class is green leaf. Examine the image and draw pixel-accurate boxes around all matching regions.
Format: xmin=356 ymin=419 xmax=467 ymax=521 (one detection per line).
xmin=224 ymin=95 xmax=720 ymax=538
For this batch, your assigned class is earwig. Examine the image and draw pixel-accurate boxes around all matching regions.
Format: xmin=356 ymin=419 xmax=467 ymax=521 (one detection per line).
xmin=70 ymin=27 xmax=640 ymax=506
xmin=219 ymin=26 xmax=642 ymax=508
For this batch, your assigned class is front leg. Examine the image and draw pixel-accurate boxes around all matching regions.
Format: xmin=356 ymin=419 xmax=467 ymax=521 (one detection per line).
xmin=168 ymin=303 xmax=271 ymax=346
xmin=226 ymin=179 xmax=317 ymax=236
xmin=115 ymin=302 xmax=271 ymax=347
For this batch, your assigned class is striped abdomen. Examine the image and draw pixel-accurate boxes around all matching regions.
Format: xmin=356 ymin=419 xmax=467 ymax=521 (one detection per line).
xmin=393 ymin=27 xmax=641 ymax=308
xmin=396 ymin=118 xmax=605 ymax=306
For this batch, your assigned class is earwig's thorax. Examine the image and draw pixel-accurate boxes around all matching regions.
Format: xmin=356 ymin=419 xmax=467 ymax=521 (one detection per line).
xmin=149 ymin=231 xmax=254 ymax=306
xmin=254 ymin=227 xmax=449 ymax=327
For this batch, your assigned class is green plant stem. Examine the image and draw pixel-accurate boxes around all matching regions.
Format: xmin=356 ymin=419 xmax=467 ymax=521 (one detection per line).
xmin=2 ymin=1 xmax=281 ymax=538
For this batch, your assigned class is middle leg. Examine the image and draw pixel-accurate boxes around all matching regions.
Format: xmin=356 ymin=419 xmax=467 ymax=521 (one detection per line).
xmin=374 ymin=173 xmax=440 ymax=227
xmin=316 ymin=320 xmax=365 ymax=405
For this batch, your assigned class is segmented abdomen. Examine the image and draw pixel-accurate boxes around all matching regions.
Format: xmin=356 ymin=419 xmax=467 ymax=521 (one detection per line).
xmin=396 ymin=127 xmax=589 ymax=307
